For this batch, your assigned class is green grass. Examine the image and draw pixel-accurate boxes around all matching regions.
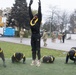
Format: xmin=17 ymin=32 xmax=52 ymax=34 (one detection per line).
xmin=0 ymin=58 xmax=76 ymax=75
xmin=0 ymin=41 xmax=75 ymax=75
xmin=0 ymin=41 xmax=66 ymax=58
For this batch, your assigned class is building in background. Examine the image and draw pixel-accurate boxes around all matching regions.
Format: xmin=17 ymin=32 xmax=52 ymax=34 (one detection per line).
xmin=0 ymin=8 xmax=11 ymax=27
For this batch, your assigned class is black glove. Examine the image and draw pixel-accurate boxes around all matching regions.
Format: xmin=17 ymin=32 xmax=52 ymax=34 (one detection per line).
xmin=29 ymin=0 xmax=33 ymax=6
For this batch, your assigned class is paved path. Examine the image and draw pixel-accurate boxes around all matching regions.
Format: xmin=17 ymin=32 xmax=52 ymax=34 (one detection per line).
xmin=0 ymin=37 xmax=76 ymax=51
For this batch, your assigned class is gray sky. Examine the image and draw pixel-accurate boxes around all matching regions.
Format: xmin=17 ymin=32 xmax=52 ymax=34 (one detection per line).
xmin=0 ymin=0 xmax=76 ymax=10
xmin=0 ymin=0 xmax=76 ymax=22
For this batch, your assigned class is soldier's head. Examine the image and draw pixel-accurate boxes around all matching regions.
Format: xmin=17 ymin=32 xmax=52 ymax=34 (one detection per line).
xmin=33 ymin=14 xmax=38 ymax=19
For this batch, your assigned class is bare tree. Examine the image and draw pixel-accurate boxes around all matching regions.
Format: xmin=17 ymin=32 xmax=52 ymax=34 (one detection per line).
xmin=46 ymin=6 xmax=69 ymax=33
xmin=59 ymin=11 xmax=69 ymax=32
xmin=47 ymin=6 xmax=59 ymax=33
xmin=69 ymin=10 xmax=76 ymax=33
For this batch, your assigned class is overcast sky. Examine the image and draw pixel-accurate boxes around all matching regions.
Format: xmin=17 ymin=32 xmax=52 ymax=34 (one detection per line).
xmin=0 ymin=0 xmax=76 ymax=11
xmin=0 ymin=0 xmax=76 ymax=22
xmin=0 ymin=0 xmax=76 ymax=10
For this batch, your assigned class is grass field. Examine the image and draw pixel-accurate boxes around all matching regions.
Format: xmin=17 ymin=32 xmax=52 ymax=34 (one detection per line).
xmin=0 ymin=41 xmax=66 ymax=58
xmin=0 ymin=58 xmax=76 ymax=75
xmin=0 ymin=41 xmax=76 ymax=75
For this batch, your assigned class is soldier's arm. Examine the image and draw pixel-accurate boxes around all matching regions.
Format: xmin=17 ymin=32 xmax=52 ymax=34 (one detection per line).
xmin=11 ymin=55 xmax=15 ymax=63
xmin=38 ymin=0 xmax=42 ymax=21
xmin=29 ymin=0 xmax=33 ymax=20
xmin=65 ymin=54 xmax=69 ymax=64
xmin=23 ymin=54 xmax=26 ymax=64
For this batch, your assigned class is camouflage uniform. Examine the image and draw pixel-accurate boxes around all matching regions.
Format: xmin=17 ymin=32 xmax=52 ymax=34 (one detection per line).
xmin=42 ymin=31 xmax=48 ymax=46
xmin=19 ymin=29 xmax=24 ymax=43
xmin=51 ymin=32 xmax=56 ymax=42
xmin=58 ymin=33 xmax=62 ymax=43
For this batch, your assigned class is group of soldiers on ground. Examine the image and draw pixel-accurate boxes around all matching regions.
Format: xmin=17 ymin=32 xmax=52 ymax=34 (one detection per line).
xmin=19 ymin=0 xmax=66 ymax=67
xmin=0 ymin=0 xmax=75 ymax=68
